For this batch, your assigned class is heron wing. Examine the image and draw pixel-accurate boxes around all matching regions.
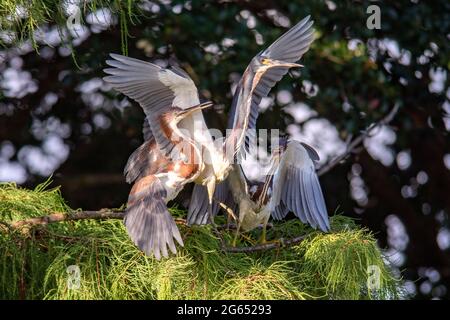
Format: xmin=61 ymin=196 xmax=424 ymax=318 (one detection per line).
xmin=103 ymin=53 xmax=200 ymax=156
xmin=248 ymin=16 xmax=315 ymax=133
xmin=142 ymin=116 xmax=153 ymax=141
xmin=228 ymin=164 xmax=249 ymax=199
xmin=187 ymin=181 xmax=232 ymax=225
xmin=124 ymin=140 xmax=153 ymax=184
xmin=125 ymin=175 xmax=183 ymax=260
xmin=124 ymin=138 xmax=169 ymax=183
xmin=261 ymin=15 xmax=315 ymax=62
xmin=270 ymin=141 xmax=330 ymax=232
xmin=228 ymin=16 xmax=314 ymax=154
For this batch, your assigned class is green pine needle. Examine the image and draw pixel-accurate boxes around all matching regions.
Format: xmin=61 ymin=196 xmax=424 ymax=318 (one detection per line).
xmin=0 ymin=181 xmax=402 ymax=300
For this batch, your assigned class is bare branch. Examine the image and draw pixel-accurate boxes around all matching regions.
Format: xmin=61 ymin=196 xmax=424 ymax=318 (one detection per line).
xmin=5 ymin=210 xmax=189 ymax=229
xmin=9 ymin=210 xmax=125 ymax=229
xmin=317 ymin=104 xmax=400 ymax=177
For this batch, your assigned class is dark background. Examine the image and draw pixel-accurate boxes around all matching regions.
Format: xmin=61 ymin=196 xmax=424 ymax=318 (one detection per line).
xmin=0 ymin=0 xmax=449 ymax=299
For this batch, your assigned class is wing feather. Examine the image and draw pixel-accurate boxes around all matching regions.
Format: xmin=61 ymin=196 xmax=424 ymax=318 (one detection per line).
xmin=103 ymin=53 xmax=200 ymax=156
xmin=295 ymin=169 xmax=308 ymax=223
xmin=187 ymin=181 xmax=232 ymax=226
xmin=270 ymin=141 xmax=330 ymax=231
xmin=125 ymin=175 xmax=184 ymax=260
xmin=229 ymin=16 xmax=315 ymax=154
xmin=301 ymin=168 xmax=318 ymax=229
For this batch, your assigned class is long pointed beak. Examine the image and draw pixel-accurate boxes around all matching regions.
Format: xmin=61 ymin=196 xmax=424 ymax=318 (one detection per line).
xmin=176 ymin=101 xmax=213 ymax=119
xmin=269 ymin=59 xmax=303 ymax=68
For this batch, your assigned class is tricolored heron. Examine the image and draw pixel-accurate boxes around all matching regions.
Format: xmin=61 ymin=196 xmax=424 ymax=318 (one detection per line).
xmin=103 ymin=54 xmax=229 ymax=259
xmin=104 ymin=15 xmax=314 ymax=258
xmin=188 ymin=15 xmax=315 ymax=225
xmin=225 ymin=139 xmax=330 ymax=245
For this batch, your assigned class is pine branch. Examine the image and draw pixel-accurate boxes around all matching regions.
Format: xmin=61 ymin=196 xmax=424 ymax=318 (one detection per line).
xmin=7 ymin=210 xmax=187 ymax=229
xmin=9 ymin=210 xmax=125 ymax=229
xmin=222 ymin=234 xmax=309 ymax=253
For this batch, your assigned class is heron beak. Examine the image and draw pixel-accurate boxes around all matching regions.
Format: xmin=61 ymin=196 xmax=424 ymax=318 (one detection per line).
xmin=176 ymin=101 xmax=213 ymax=119
xmin=271 ymin=137 xmax=288 ymax=158
xmin=268 ymin=59 xmax=303 ymax=68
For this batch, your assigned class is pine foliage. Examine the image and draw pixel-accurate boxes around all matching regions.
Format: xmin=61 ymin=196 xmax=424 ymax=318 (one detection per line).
xmin=0 ymin=182 xmax=401 ymax=300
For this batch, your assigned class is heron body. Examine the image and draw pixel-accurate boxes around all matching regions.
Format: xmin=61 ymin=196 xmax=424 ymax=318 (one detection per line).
xmin=104 ymin=55 xmax=229 ymax=259
xmin=227 ymin=140 xmax=330 ymax=244
xmin=230 ymin=174 xmax=271 ymax=233
xmin=226 ymin=156 xmax=276 ymax=234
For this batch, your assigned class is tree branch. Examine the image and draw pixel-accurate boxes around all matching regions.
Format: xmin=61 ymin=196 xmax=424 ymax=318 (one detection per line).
xmin=317 ymin=104 xmax=400 ymax=177
xmin=222 ymin=234 xmax=309 ymax=253
xmin=6 ymin=210 xmax=189 ymax=229
xmin=9 ymin=210 xmax=125 ymax=229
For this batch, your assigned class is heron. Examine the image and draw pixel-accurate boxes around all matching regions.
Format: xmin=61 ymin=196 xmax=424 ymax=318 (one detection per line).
xmin=103 ymin=54 xmax=230 ymax=259
xmin=103 ymin=15 xmax=314 ymax=258
xmin=187 ymin=15 xmax=315 ymax=225
xmin=224 ymin=139 xmax=330 ymax=245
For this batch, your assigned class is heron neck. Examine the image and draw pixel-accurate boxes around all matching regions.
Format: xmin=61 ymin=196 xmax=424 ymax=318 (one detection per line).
xmin=256 ymin=155 xmax=280 ymax=207
xmin=224 ymin=68 xmax=260 ymax=159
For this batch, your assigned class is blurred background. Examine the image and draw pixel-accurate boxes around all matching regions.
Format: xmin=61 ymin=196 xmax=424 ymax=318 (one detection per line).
xmin=0 ymin=0 xmax=449 ymax=299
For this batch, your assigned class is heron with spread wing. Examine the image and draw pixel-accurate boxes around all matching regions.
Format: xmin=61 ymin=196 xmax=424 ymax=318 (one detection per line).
xmin=188 ymin=15 xmax=315 ymax=225
xmin=103 ymin=55 xmax=230 ymax=259
xmin=225 ymin=139 xmax=330 ymax=245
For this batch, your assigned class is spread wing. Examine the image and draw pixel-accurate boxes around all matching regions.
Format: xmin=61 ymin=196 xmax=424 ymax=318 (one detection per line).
xmin=142 ymin=116 xmax=153 ymax=141
xmin=125 ymin=175 xmax=183 ymax=260
xmin=270 ymin=141 xmax=330 ymax=232
xmin=103 ymin=54 xmax=200 ymax=156
xmin=228 ymin=16 xmax=315 ymax=152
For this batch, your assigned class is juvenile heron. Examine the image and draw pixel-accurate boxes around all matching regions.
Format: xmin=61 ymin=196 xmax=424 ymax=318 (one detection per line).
xmin=188 ymin=15 xmax=315 ymax=224
xmin=226 ymin=139 xmax=330 ymax=244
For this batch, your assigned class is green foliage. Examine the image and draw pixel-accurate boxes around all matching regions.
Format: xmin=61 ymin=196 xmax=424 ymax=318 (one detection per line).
xmin=0 ymin=179 xmax=69 ymax=221
xmin=0 ymin=0 xmax=139 ymax=52
xmin=0 ymin=182 xmax=401 ymax=300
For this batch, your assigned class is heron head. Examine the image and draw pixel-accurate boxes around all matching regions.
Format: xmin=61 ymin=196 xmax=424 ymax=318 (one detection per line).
xmin=271 ymin=136 xmax=289 ymax=159
xmin=259 ymin=56 xmax=303 ymax=69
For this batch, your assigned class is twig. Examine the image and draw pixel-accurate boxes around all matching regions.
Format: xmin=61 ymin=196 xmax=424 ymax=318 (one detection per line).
xmin=223 ymin=234 xmax=308 ymax=253
xmin=3 ymin=208 xmax=191 ymax=230
xmin=317 ymin=104 xmax=400 ymax=176
xmin=9 ymin=209 xmax=126 ymax=229
xmin=4 ymin=209 xmax=232 ymax=231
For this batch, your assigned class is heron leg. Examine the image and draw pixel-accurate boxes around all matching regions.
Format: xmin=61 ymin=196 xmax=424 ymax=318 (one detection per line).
xmin=259 ymin=214 xmax=271 ymax=244
xmin=260 ymin=224 xmax=267 ymax=244
xmin=232 ymin=222 xmax=240 ymax=247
